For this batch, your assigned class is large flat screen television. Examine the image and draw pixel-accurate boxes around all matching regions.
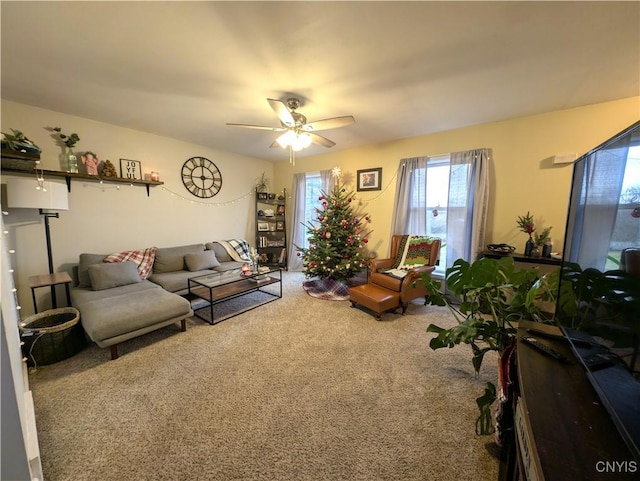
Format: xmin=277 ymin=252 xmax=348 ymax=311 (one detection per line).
xmin=555 ymin=120 xmax=640 ymax=462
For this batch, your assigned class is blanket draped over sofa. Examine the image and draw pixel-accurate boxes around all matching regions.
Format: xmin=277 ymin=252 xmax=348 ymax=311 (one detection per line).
xmin=216 ymin=239 xmax=252 ymax=263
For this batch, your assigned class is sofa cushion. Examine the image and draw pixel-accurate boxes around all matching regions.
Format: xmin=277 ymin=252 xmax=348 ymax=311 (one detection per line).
xmin=205 ymin=242 xmax=233 ymax=263
xmin=71 ymin=280 xmax=159 ymax=307
xmin=153 ymin=244 xmax=205 ymax=273
xmin=88 ymin=261 xmax=141 ymax=291
xmin=77 ymin=253 xmax=107 ymax=287
xmin=213 ymin=261 xmax=245 ymax=273
xmin=79 ymin=288 xmax=192 ymax=343
xmin=185 ymin=251 xmax=221 ymax=271
xmin=103 ymin=246 xmax=157 ymax=280
xmin=148 ymin=269 xmax=215 ymax=294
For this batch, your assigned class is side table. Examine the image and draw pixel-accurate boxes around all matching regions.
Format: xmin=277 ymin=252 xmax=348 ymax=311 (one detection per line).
xmin=28 ymin=272 xmax=72 ymax=314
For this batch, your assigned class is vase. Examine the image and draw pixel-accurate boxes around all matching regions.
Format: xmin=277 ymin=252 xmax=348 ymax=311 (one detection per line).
xmin=524 ymin=237 xmax=535 ymax=257
xmin=65 ymin=149 xmax=78 ymax=173
xmin=530 ymin=246 xmax=541 ymax=258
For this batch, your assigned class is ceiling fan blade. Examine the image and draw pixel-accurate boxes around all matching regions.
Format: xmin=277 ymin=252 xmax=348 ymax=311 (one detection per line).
xmin=267 ymin=98 xmax=295 ymax=127
xmin=308 ymin=132 xmax=336 ymax=148
xmin=226 ymin=123 xmax=285 ymax=131
xmin=302 ymin=116 xmax=355 ymax=132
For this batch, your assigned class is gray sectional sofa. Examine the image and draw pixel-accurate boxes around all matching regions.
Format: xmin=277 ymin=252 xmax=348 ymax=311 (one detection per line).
xmin=70 ymin=241 xmax=248 ymax=359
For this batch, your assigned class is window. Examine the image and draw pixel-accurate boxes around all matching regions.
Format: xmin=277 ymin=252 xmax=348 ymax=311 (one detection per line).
xmin=403 ymin=156 xmax=450 ymax=275
xmin=606 ymin=144 xmax=640 ymax=269
xmin=394 ymin=149 xmax=489 ymax=277
xmin=424 ymin=157 xmax=449 ymax=274
xmin=300 ymin=173 xmax=323 ymax=249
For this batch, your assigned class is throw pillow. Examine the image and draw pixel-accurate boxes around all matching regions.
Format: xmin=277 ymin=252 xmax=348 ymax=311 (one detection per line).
xmin=88 ymin=261 xmax=141 ymax=291
xmin=184 ymin=251 xmax=221 ymax=272
xmin=153 ymin=244 xmax=204 ymax=273
xmin=103 ymin=246 xmax=157 ymax=280
xmin=77 ymin=253 xmax=107 ymax=287
xmin=393 ymin=235 xmax=434 ymax=270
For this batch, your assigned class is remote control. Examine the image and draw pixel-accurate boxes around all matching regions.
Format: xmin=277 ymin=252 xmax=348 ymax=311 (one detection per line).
xmin=525 ymin=328 xmax=594 ymax=347
xmin=521 ymin=336 xmax=569 ymax=362
xmin=582 ymin=352 xmax=615 ymax=370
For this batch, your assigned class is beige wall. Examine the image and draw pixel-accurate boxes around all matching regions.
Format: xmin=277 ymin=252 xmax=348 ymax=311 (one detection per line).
xmin=3 ymin=97 xmax=639 ymax=315
xmin=274 ymin=97 xmax=640 ymax=259
xmin=2 ymin=100 xmax=273 ymax=316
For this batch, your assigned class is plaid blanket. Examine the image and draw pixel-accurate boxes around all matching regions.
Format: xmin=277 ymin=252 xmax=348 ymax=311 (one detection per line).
xmin=302 ymin=278 xmax=350 ymax=301
xmin=218 ymin=239 xmax=252 ymax=262
xmin=103 ymin=246 xmax=157 ymax=280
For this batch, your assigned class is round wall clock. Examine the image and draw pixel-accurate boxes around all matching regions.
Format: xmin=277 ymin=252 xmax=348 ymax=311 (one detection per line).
xmin=181 ymin=156 xmax=222 ymax=198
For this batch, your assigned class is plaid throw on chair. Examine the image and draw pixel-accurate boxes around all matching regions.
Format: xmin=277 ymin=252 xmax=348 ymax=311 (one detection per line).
xmin=391 ymin=235 xmax=434 ymax=270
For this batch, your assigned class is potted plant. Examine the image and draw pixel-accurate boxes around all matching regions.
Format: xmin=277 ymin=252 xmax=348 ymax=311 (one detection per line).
xmin=256 ymin=172 xmax=269 ymax=192
xmin=51 ymin=126 xmax=80 ymax=173
xmin=1 ymin=128 xmax=42 ymax=170
xmin=420 ymin=256 xmax=558 ymax=436
xmin=1 ymin=128 xmax=41 ymax=154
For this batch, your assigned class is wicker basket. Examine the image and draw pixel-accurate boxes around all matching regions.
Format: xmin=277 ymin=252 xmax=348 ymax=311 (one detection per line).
xmin=20 ymin=307 xmax=87 ymax=366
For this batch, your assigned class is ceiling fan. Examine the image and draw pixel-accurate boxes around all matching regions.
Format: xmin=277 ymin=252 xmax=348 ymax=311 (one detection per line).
xmin=227 ymin=97 xmax=355 ymax=163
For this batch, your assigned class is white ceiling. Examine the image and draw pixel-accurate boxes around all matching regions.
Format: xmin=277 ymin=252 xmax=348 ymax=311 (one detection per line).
xmin=1 ymin=1 xmax=638 ymax=162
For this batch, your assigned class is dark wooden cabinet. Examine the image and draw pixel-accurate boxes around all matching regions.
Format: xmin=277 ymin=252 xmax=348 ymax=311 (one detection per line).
xmin=255 ymin=189 xmax=287 ymax=269
xmin=500 ymin=321 xmax=638 ymax=480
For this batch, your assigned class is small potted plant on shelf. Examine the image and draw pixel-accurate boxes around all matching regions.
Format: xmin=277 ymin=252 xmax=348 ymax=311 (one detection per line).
xmin=516 ymin=211 xmax=536 ymax=256
xmin=1 ymin=128 xmax=42 ymax=170
xmin=256 ymin=172 xmax=269 ymax=192
xmin=51 ymin=126 xmax=80 ymax=173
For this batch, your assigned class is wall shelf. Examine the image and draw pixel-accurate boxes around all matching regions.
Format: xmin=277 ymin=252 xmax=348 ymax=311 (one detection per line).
xmin=1 ymin=166 xmax=164 ymax=196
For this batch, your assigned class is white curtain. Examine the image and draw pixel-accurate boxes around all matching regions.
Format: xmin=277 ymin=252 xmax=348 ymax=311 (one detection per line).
xmin=287 ymin=173 xmax=306 ymax=271
xmin=446 ymin=148 xmax=490 ymax=266
xmin=565 ymin=135 xmax=630 ymax=270
xmin=320 ymin=169 xmax=332 ymax=193
xmin=390 ymin=157 xmax=428 ymax=236
xmin=287 ymin=170 xmax=333 ymax=271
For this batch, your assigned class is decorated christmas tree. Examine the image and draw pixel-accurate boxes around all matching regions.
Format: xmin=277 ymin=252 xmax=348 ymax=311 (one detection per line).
xmin=297 ymin=179 xmax=372 ymax=281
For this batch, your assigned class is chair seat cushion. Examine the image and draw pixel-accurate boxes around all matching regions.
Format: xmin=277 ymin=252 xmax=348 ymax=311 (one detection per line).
xmin=369 ymin=271 xmax=402 ymax=292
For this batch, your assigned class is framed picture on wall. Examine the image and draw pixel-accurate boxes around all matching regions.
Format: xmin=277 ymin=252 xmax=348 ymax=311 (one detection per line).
xmin=120 ymin=159 xmax=142 ymax=180
xmin=357 ymin=167 xmax=382 ymax=191
xmin=276 ymin=221 xmax=284 ymax=231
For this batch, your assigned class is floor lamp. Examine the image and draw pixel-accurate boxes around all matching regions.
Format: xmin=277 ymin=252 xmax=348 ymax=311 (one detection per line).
xmin=6 ymin=177 xmax=69 ymax=300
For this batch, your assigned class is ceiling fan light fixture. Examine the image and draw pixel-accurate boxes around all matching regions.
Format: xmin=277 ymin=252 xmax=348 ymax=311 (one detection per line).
xmin=276 ymin=130 xmax=296 ymax=149
xmin=292 ymin=132 xmax=312 ymax=151
xmin=276 ymin=130 xmax=312 ymax=151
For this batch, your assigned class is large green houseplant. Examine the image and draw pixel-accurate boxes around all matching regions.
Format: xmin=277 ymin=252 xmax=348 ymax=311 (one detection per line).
xmin=420 ymin=256 xmax=558 ymax=435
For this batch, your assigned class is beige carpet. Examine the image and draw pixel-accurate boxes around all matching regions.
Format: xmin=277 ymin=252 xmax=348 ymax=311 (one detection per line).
xmin=28 ymin=272 xmax=500 ymax=481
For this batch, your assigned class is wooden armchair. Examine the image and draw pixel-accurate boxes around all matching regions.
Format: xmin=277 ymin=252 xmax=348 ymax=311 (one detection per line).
xmin=368 ymin=235 xmax=441 ymax=311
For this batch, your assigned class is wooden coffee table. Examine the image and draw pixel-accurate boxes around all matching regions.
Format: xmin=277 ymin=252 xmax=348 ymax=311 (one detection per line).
xmin=187 ymin=268 xmax=282 ymax=324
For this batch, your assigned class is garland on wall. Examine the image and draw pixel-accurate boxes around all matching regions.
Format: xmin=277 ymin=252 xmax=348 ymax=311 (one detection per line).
xmin=69 ymin=179 xmax=256 ymax=207
xmin=36 ymin=165 xmax=397 ymax=208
